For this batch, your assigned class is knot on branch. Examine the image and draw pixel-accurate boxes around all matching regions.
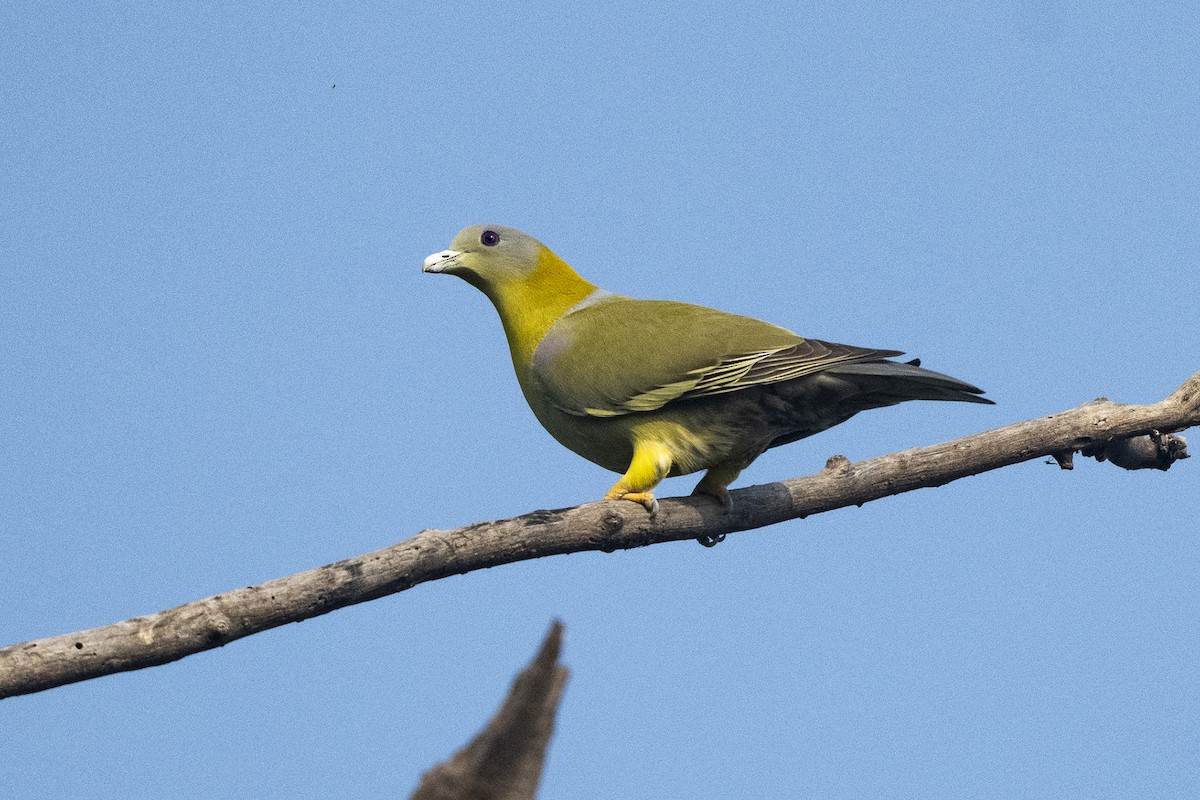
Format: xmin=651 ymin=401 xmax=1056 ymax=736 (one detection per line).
xmin=823 ymin=454 xmax=851 ymax=474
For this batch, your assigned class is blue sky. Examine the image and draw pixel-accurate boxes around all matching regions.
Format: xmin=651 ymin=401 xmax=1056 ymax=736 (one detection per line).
xmin=2 ymin=2 xmax=1198 ymax=797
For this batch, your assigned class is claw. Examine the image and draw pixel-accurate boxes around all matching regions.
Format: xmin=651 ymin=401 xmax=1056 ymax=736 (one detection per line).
xmin=604 ymin=489 xmax=659 ymax=516
xmin=691 ymin=476 xmax=732 ymax=546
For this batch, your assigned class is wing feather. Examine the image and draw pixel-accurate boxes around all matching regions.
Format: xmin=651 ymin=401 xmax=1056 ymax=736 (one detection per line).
xmin=532 ymin=296 xmax=900 ymax=417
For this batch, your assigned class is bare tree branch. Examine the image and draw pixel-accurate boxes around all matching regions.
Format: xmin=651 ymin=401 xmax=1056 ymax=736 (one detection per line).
xmin=2 ymin=371 xmax=1197 ymax=699
xmin=410 ymin=621 xmax=568 ymax=800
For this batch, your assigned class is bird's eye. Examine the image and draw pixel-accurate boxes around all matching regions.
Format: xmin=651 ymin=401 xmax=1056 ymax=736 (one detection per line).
xmin=481 ymin=230 xmax=500 ymax=247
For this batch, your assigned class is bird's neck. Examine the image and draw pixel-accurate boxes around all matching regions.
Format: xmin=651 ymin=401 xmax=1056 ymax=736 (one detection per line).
xmin=487 ymin=248 xmax=597 ymax=373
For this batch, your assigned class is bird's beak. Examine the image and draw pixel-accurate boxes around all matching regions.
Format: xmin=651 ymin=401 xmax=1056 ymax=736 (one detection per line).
xmin=423 ymin=249 xmax=463 ymax=273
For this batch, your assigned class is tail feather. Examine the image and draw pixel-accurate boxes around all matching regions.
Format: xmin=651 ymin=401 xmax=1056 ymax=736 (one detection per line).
xmin=823 ymin=360 xmax=994 ymax=406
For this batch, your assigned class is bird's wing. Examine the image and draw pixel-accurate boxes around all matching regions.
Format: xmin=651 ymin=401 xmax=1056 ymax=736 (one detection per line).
xmin=531 ymin=297 xmax=902 ymax=417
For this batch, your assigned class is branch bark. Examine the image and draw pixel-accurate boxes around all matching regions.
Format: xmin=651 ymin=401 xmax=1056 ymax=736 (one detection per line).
xmin=2 ymin=371 xmax=1197 ymax=700
xmin=410 ymin=621 xmax=568 ymax=800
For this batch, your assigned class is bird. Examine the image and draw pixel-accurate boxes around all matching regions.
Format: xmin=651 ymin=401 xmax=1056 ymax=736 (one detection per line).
xmin=423 ymin=224 xmax=992 ymax=525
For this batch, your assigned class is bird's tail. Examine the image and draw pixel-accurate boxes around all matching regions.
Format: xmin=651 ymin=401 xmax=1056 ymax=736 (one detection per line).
xmin=823 ymin=358 xmax=994 ymax=408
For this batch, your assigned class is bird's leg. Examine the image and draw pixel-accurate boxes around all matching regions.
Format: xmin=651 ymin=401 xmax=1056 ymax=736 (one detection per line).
xmin=691 ymin=462 xmax=741 ymax=510
xmin=691 ymin=462 xmax=742 ymax=546
xmin=604 ymin=441 xmax=672 ymax=515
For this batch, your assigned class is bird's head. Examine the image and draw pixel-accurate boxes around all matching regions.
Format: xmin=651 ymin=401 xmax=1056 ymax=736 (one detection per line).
xmin=423 ymin=225 xmax=553 ymax=294
xmin=423 ymin=224 xmax=601 ymax=360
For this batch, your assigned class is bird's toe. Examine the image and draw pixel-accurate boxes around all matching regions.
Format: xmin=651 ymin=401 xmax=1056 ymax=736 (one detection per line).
xmin=604 ymin=489 xmax=659 ymax=516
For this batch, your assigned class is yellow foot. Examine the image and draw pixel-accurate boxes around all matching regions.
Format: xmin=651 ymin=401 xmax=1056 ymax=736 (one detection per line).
xmin=603 ymin=488 xmax=659 ymax=515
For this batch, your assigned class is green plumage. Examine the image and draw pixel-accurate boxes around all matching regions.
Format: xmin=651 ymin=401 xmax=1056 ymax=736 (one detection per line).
xmin=532 ymin=296 xmax=903 ymax=416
